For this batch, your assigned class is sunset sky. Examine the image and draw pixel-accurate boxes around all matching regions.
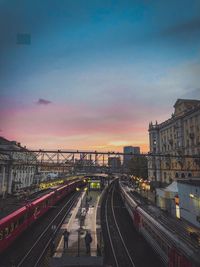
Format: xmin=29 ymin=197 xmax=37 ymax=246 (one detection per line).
xmin=0 ymin=0 xmax=200 ymax=152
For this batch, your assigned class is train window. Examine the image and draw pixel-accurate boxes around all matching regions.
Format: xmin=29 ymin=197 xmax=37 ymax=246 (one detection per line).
xmin=28 ymin=209 xmax=34 ymax=217
xmin=14 ymin=221 xmax=19 ymax=229
xmin=10 ymin=222 xmax=14 ymax=232
xmin=4 ymin=227 xmax=9 ymax=237
xmin=0 ymin=231 xmax=3 ymax=240
xmin=19 ymin=216 xmax=25 ymax=225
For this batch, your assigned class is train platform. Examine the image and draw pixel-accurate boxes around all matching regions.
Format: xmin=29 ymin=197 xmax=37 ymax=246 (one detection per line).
xmin=50 ymin=190 xmax=104 ymax=267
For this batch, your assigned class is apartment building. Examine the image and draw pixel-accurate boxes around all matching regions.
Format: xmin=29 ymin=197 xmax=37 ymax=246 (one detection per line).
xmin=0 ymin=137 xmax=37 ymax=195
xmin=148 ymin=99 xmax=200 ymax=185
xmin=123 ymin=146 xmax=140 ymax=166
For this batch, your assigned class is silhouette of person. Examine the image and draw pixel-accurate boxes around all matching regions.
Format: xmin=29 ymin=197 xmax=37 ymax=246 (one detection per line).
xmin=63 ymin=229 xmax=70 ymax=249
xmin=84 ymin=231 xmax=92 ymax=255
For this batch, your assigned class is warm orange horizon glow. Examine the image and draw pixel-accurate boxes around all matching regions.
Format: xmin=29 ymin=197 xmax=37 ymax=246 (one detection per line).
xmin=6 ymin=137 xmax=149 ymax=153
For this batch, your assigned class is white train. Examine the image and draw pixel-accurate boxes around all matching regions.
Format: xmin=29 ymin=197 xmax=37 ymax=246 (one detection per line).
xmin=119 ymin=181 xmax=200 ymax=267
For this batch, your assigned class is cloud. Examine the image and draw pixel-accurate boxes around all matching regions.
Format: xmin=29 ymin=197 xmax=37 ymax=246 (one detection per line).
xmin=36 ymin=98 xmax=52 ymax=105
xmin=182 ymin=88 xmax=200 ymax=99
xmin=159 ymin=18 xmax=200 ymax=40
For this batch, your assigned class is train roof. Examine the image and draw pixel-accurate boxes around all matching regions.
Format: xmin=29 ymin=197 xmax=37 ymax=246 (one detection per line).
xmin=177 ymin=178 xmax=200 ymax=187
xmin=85 ymin=174 xmax=108 ymax=179
xmin=120 ymin=182 xmax=200 ymax=263
xmin=31 ymin=191 xmax=54 ymax=205
xmin=0 ymin=206 xmax=27 ymax=227
xmin=56 ymin=179 xmax=81 ymax=191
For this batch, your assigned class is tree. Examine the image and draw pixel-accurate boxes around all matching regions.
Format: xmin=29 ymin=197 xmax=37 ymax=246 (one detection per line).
xmin=127 ymin=156 xmax=148 ymax=179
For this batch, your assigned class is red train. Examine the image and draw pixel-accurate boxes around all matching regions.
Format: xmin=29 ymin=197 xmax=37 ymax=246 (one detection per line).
xmin=119 ymin=181 xmax=200 ymax=267
xmin=0 ymin=179 xmax=86 ymax=254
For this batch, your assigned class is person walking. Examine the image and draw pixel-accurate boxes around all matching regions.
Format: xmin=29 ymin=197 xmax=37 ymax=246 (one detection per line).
xmin=84 ymin=230 xmax=92 ymax=255
xmin=63 ymin=229 xmax=70 ymax=249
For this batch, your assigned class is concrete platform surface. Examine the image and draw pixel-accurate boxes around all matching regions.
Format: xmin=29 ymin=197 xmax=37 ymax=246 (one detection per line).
xmin=51 ymin=189 xmax=104 ymax=266
xmin=50 ymin=255 xmax=103 ymax=267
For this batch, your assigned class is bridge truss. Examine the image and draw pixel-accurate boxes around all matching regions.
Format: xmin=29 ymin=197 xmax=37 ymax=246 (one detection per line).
xmin=0 ymin=149 xmax=200 ymax=173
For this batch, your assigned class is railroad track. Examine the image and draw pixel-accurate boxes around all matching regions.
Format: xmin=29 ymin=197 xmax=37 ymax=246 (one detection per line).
xmin=101 ymin=180 xmax=162 ymax=267
xmin=103 ymin=182 xmax=136 ymax=267
xmin=1 ymin=191 xmax=80 ymax=267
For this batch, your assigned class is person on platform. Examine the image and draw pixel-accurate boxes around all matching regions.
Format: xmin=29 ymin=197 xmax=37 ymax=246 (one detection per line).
xmin=63 ymin=229 xmax=70 ymax=249
xmin=84 ymin=230 xmax=92 ymax=255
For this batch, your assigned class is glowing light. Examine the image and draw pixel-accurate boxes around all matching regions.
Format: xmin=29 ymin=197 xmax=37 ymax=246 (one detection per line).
xmin=176 ymin=204 xmax=180 ymax=219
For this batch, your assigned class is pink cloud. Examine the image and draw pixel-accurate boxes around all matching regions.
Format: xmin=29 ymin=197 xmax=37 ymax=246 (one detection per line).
xmin=0 ymin=99 xmax=169 ymax=151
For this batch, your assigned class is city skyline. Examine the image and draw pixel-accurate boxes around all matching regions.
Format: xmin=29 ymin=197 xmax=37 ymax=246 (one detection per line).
xmin=0 ymin=1 xmax=200 ymax=151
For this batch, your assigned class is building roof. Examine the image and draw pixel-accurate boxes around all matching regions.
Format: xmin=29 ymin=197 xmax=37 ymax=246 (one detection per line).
xmin=174 ymin=98 xmax=200 ymax=107
xmin=164 ymin=181 xmax=178 ymax=192
xmin=0 ymin=136 xmax=30 ymax=152
xmin=149 ymin=98 xmax=200 ymax=130
xmin=0 ymin=136 xmax=12 ymax=145
xmin=177 ymin=179 xmax=200 ymax=187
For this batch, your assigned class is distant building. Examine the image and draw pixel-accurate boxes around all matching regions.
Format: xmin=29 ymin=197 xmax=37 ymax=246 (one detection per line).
xmin=0 ymin=137 xmax=37 ymax=195
xmin=156 ymin=181 xmax=178 ymax=217
xmin=74 ymin=156 xmax=94 ymax=173
xmin=177 ymin=179 xmax=200 ymax=228
xmin=123 ymin=146 xmax=140 ymax=166
xmin=108 ymin=157 xmax=121 ymax=172
xmin=156 ymin=178 xmax=200 ymax=227
xmin=148 ymin=99 xmax=200 ymax=185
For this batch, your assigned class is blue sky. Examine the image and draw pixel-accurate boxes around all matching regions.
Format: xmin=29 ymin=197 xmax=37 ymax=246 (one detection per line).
xmin=0 ymin=0 xmax=200 ymax=150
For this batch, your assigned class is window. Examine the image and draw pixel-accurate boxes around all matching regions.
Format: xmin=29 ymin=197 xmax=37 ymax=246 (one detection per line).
xmin=10 ymin=222 xmax=14 ymax=233
xmin=4 ymin=227 xmax=9 ymax=237
xmin=28 ymin=209 xmax=35 ymax=217
xmin=19 ymin=216 xmax=25 ymax=225
xmin=14 ymin=221 xmax=19 ymax=229
xmin=0 ymin=231 xmax=3 ymax=240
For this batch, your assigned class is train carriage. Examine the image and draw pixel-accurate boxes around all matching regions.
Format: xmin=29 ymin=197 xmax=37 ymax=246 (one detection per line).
xmin=0 ymin=178 xmax=86 ymax=254
xmin=0 ymin=206 xmax=28 ymax=252
xmin=29 ymin=191 xmax=55 ymax=222
xmin=119 ymin=181 xmax=200 ymax=267
xmin=169 ymin=248 xmax=193 ymax=267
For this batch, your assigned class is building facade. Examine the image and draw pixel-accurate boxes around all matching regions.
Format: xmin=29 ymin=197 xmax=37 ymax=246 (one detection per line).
xmin=108 ymin=157 xmax=121 ymax=172
xmin=148 ymin=99 xmax=200 ymax=185
xmin=0 ymin=153 xmax=10 ymax=197
xmin=0 ymin=137 xmax=37 ymax=195
xmin=123 ymin=146 xmax=140 ymax=166
xmin=177 ymin=179 xmax=200 ymax=228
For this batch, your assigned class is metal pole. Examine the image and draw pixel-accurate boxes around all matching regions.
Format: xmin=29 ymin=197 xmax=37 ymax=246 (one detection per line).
xmin=77 ymin=229 xmax=80 ymax=256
